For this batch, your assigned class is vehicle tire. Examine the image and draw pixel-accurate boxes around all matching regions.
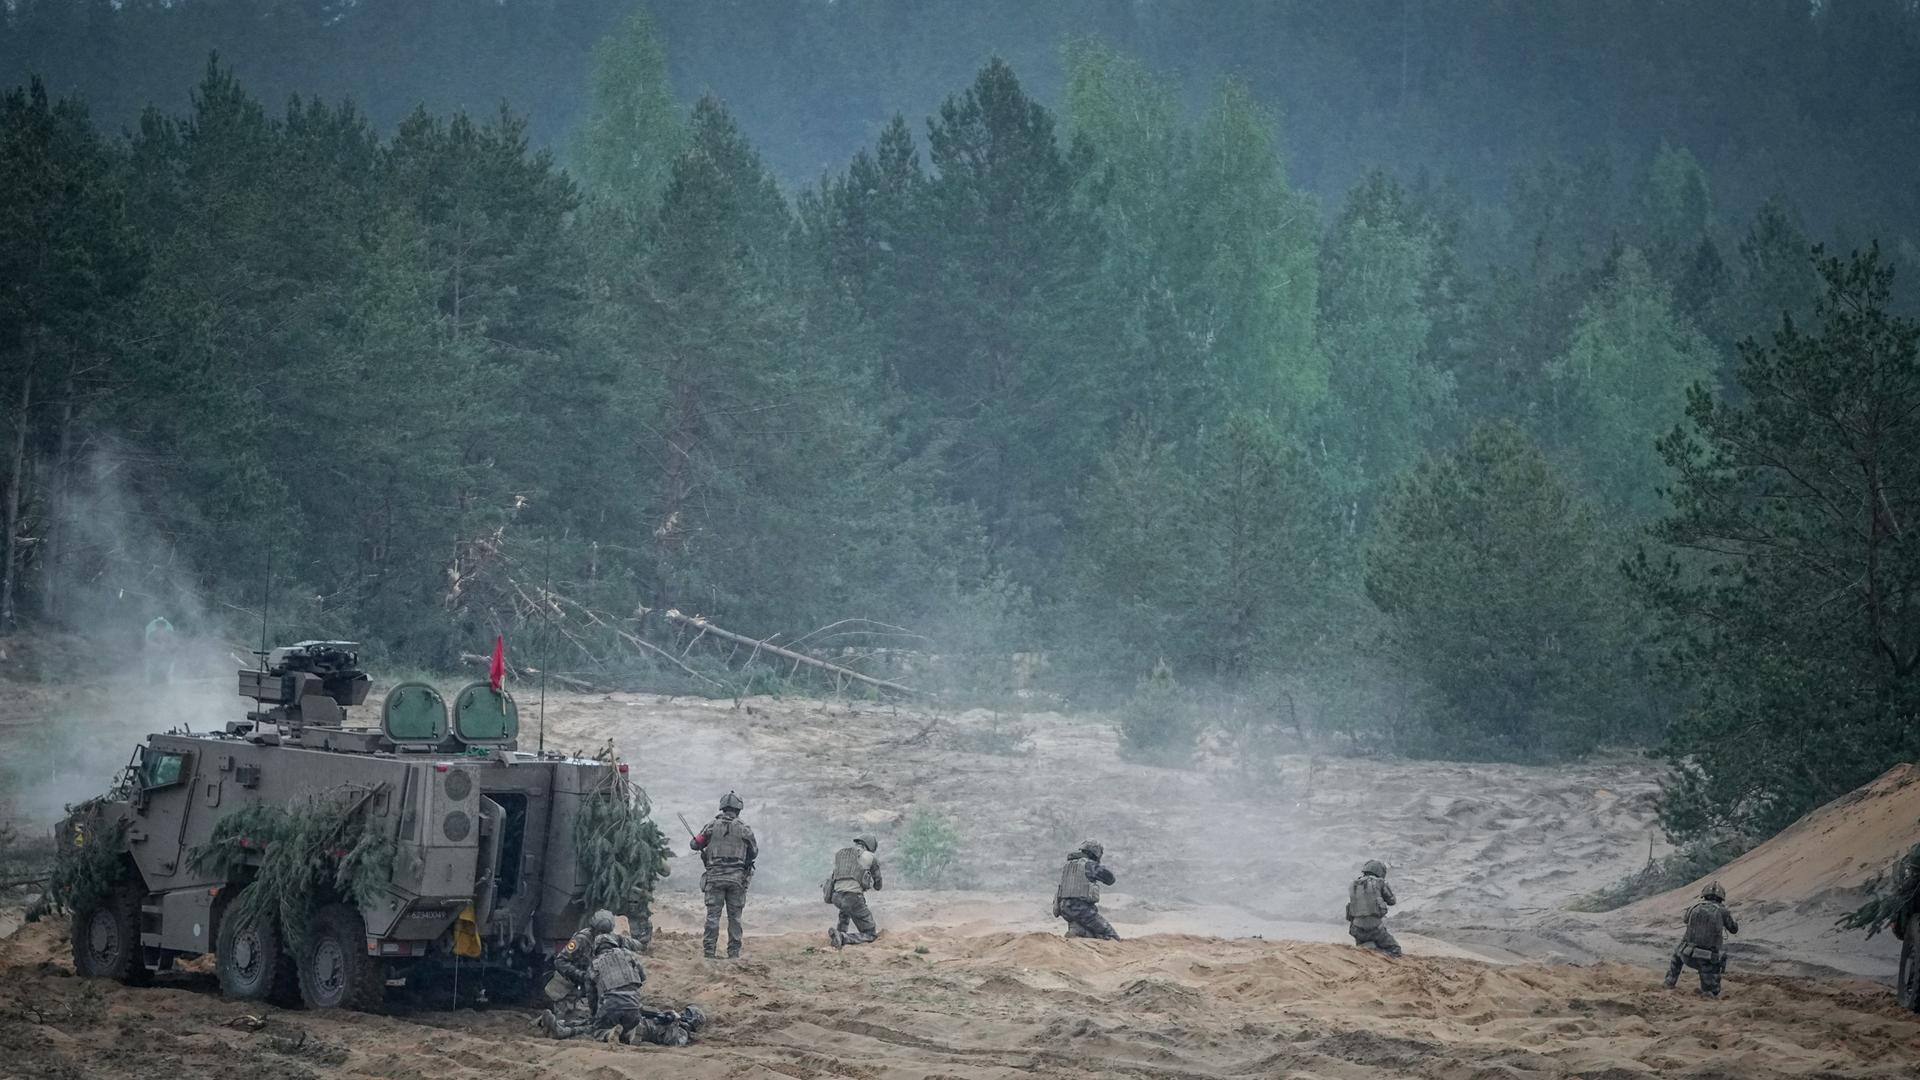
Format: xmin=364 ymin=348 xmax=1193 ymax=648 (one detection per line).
xmin=297 ymin=903 xmax=385 ymax=1012
xmin=215 ymin=889 xmax=300 ymax=1006
xmin=70 ymin=879 xmax=150 ymax=986
xmin=1899 ymin=914 xmax=1919 ymax=1012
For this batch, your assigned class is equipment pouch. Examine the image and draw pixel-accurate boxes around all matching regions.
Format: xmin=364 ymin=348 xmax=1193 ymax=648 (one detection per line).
xmin=823 ymin=878 xmax=835 ymax=904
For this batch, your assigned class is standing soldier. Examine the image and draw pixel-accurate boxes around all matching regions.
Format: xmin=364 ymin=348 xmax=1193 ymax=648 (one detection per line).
xmin=1347 ymin=860 xmax=1402 ymax=957
xmin=1664 ymin=880 xmax=1739 ymax=997
xmin=690 ymin=791 xmax=756 ymax=959
xmin=825 ymin=835 xmax=883 ymax=947
xmin=1053 ymin=839 xmax=1119 ymax=940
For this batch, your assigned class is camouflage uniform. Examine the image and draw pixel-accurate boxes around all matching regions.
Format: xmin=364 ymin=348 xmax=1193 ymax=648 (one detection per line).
xmin=538 ymin=932 xmax=700 ymax=1046
xmin=550 ymin=913 xmax=609 ymax=1018
xmin=1054 ymin=841 xmax=1119 ymax=940
xmin=1664 ymin=883 xmax=1738 ymax=996
xmin=827 ymin=837 xmax=882 ymax=947
xmin=691 ymin=793 xmax=756 ymax=959
xmin=1347 ymin=860 xmax=1401 ymax=957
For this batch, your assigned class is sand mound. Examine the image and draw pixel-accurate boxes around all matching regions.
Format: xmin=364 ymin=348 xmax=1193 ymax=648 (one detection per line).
xmin=4 ymin=919 xmax=1917 ymax=1080
xmin=1630 ymin=763 xmax=1920 ymax=917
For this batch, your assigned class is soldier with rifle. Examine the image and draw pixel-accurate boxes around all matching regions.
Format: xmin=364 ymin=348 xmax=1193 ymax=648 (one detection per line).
xmin=688 ymin=791 xmax=757 ymax=959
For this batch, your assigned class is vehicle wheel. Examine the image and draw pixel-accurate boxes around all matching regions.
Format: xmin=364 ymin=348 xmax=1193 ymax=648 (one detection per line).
xmin=297 ymin=903 xmax=385 ymax=1012
xmin=70 ymin=880 xmax=150 ymax=986
xmin=1899 ymin=915 xmax=1919 ymax=1012
xmin=216 ymin=889 xmax=300 ymax=1006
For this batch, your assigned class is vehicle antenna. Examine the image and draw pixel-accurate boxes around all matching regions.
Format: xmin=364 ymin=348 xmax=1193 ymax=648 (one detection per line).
xmin=258 ymin=546 xmax=272 ymax=660
xmin=539 ymin=534 xmax=552 ymax=756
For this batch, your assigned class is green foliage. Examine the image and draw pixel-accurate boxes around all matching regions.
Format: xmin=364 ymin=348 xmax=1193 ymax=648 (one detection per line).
xmin=1319 ymin=171 xmax=1455 ymax=499
xmin=574 ymin=772 xmax=672 ymax=914
xmin=1570 ymin=835 xmax=1751 ymax=913
xmin=571 ymin=6 xmax=684 ymax=208
xmin=1067 ymin=413 xmax=1352 ymax=697
xmin=1063 ymin=43 xmax=1321 ymax=430
xmin=1366 ymin=423 xmax=1637 ymax=759
xmin=186 ymin=786 xmax=400 ymax=948
xmin=1633 ymin=246 xmax=1920 ymax=842
xmin=46 ymin=807 xmax=123 ymax=915
xmin=1548 ymin=248 xmax=1718 ymax=518
xmin=1838 ymin=842 xmax=1920 ymax=938
xmin=1115 ymin=659 xmax=1199 ymax=764
xmin=895 ymin=808 xmax=961 ymax=887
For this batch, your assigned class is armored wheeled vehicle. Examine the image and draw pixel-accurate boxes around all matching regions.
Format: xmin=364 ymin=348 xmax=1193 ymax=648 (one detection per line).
xmin=56 ymin=641 xmax=637 ymax=1011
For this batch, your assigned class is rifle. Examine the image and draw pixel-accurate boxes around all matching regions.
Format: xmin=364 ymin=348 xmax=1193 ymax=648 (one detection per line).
xmin=677 ymin=812 xmax=699 ymax=842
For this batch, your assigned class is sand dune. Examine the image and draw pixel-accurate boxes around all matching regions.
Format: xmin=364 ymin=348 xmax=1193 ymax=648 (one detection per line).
xmin=3 ymin=918 xmax=1917 ymax=1080
xmin=5 ymin=685 xmax=1918 ymax=1077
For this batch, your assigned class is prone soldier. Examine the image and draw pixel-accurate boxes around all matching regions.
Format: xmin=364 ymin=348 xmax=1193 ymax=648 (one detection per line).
xmin=537 ymin=927 xmax=704 ymax=1046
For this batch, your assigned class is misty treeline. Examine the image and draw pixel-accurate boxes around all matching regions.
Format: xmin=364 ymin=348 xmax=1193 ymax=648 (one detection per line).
xmin=2 ymin=3 xmax=1918 ymax=856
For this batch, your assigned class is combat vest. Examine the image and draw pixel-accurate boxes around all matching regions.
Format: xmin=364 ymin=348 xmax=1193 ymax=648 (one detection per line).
xmin=703 ymin=816 xmax=751 ymax=863
xmin=1683 ymin=901 xmax=1726 ymax=953
xmin=590 ymin=943 xmax=646 ymax=992
xmin=1056 ymin=855 xmax=1098 ymax=902
xmin=832 ymin=846 xmax=868 ymax=892
xmin=1348 ymin=875 xmax=1388 ymax=921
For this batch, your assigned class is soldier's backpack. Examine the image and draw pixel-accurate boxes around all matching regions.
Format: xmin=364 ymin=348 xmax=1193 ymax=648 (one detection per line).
xmin=1347 ymin=875 xmax=1388 ymax=920
xmin=1684 ymin=901 xmax=1725 ymax=955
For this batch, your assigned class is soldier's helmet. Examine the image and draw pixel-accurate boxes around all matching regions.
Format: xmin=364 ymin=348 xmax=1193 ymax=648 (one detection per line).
xmin=1362 ymin=859 xmax=1388 ymax=878
xmin=1701 ymin=880 xmax=1726 ymax=902
xmin=857 ymin=835 xmax=879 ymax=853
xmin=589 ymin=909 xmax=616 ymax=934
xmin=719 ymin=791 xmax=744 ymax=812
xmin=1081 ymin=839 xmax=1104 ymax=860
xmin=680 ymin=1004 xmax=707 ymax=1031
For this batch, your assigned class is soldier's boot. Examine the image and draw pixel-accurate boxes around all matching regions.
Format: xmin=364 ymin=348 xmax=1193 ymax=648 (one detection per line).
xmin=536 ymin=1010 xmax=584 ymax=1040
xmin=828 ymin=928 xmax=844 ymax=949
xmin=1662 ymin=953 xmax=1684 ymax=989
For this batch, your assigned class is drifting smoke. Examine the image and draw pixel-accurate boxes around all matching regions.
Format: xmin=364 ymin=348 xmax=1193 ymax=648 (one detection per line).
xmin=0 ymin=451 xmax=243 ymax=827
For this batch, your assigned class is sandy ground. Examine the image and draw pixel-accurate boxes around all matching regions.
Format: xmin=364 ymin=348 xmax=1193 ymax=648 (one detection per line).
xmin=2 ymin=673 xmax=1917 ymax=1078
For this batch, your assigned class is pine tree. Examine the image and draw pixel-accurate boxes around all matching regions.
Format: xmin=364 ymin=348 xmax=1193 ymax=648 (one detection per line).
xmin=892 ymin=58 xmax=1107 ymax=581
xmin=1634 ymin=245 xmax=1920 ymax=840
xmin=1367 ymin=422 xmax=1622 ymax=759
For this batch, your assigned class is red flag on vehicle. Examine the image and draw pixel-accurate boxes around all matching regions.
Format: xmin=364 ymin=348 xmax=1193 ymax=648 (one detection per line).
xmin=488 ymin=634 xmax=505 ymax=692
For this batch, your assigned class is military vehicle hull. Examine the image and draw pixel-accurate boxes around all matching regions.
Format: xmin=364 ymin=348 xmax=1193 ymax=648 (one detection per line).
xmin=59 ymin=642 xmax=633 ymax=1012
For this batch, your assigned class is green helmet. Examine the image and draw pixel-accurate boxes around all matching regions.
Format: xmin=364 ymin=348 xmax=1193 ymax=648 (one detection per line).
xmin=1081 ymin=839 xmax=1104 ymax=861
xmin=1701 ymin=880 xmax=1725 ymax=902
xmin=857 ymin=835 xmax=879 ymax=853
xmin=719 ymin=791 xmax=744 ymax=813
xmin=1362 ymin=860 xmax=1388 ymax=878
xmin=680 ymin=1004 xmax=706 ymax=1031
xmin=588 ymin=909 xmax=616 ymax=934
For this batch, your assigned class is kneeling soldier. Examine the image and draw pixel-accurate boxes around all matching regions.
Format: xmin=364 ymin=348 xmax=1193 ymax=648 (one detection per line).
xmin=826 ymin=835 xmax=883 ymax=947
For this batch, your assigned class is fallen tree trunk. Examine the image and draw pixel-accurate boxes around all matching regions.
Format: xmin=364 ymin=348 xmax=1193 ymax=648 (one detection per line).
xmin=457 ymin=652 xmax=597 ymax=693
xmin=663 ymin=609 xmax=921 ymax=697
